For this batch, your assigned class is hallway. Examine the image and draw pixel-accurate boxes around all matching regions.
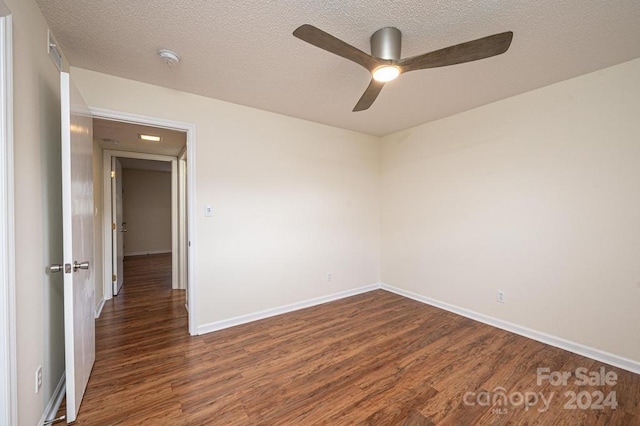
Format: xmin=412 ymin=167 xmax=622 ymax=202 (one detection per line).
xmin=57 ymin=253 xmax=189 ymax=424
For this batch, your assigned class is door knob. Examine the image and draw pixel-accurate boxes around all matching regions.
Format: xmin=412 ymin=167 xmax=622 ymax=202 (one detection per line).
xmin=73 ymin=261 xmax=90 ymax=272
xmin=49 ymin=264 xmax=63 ymax=273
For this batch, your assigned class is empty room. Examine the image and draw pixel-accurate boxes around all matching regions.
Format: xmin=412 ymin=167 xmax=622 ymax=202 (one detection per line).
xmin=2 ymin=1 xmax=640 ymax=425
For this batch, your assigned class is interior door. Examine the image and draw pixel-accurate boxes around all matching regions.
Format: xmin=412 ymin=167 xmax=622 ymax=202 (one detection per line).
xmin=60 ymin=71 xmax=95 ymax=423
xmin=111 ymin=157 xmax=124 ymax=295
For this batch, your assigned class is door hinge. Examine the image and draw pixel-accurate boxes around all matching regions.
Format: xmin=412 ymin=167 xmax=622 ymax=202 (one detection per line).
xmin=112 ymin=274 xmax=116 ymax=282
xmin=110 ymin=170 xmax=116 ymax=178
xmin=112 ymin=222 xmax=116 ymax=230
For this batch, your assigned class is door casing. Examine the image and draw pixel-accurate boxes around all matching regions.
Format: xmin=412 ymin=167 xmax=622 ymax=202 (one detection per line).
xmin=103 ymin=150 xmax=177 ymax=290
xmin=0 ymin=9 xmax=15 ymax=426
xmin=93 ymin=108 xmax=197 ymax=336
xmin=111 ymin=157 xmax=124 ymax=296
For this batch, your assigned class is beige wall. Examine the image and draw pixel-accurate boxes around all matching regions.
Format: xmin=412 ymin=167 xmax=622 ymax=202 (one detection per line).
xmin=7 ymin=0 xmax=66 ymax=424
xmin=122 ymin=169 xmax=172 ymax=256
xmin=74 ymin=59 xmax=640 ymax=365
xmin=8 ymin=4 xmax=640 ymax=422
xmin=381 ymin=58 xmax=640 ymax=362
xmin=71 ymin=67 xmax=382 ymax=327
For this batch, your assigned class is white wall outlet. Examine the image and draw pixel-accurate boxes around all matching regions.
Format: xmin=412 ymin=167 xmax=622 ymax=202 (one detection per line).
xmin=497 ymin=290 xmax=505 ymax=304
xmin=204 ymin=205 xmax=213 ymax=217
xmin=35 ymin=365 xmax=42 ymax=393
xmin=327 ymin=273 xmax=332 ymax=283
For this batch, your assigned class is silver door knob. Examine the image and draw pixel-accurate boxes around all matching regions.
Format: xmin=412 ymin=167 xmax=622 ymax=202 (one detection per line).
xmin=73 ymin=261 xmax=90 ymax=272
xmin=49 ymin=264 xmax=64 ymax=273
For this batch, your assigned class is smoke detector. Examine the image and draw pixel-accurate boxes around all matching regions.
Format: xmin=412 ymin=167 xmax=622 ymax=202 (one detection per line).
xmin=158 ymin=49 xmax=180 ymax=67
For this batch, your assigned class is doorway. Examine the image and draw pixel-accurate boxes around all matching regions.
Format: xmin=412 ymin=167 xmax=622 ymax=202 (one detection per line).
xmin=114 ymin=157 xmax=174 ymax=294
xmin=91 ymin=111 xmax=197 ymax=335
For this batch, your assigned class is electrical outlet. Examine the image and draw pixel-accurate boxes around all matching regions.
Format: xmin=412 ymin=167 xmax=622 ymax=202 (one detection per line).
xmin=497 ymin=290 xmax=505 ymax=304
xmin=35 ymin=366 xmax=42 ymax=393
xmin=327 ymin=273 xmax=332 ymax=283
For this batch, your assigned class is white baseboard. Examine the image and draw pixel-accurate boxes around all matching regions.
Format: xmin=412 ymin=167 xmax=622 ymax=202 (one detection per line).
xmin=380 ymin=283 xmax=640 ymax=375
xmin=197 ymin=284 xmax=380 ymax=335
xmin=39 ymin=373 xmax=65 ymax=426
xmin=95 ymin=297 xmax=105 ymax=318
xmin=124 ymin=249 xmax=171 ymax=257
xmin=195 ymin=281 xmax=640 ymax=375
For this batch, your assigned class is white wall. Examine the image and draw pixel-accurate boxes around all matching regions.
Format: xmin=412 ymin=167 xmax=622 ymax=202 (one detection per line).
xmin=71 ymin=67 xmax=381 ymax=327
xmin=74 ymin=59 xmax=640 ymax=365
xmin=6 ymin=0 xmax=66 ymax=424
xmin=8 ymin=7 xmax=639 ymax=423
xmin=6 ymin=0 xmax=637 ymax=421
xmin=381 ymin=58 xmax=640 ymax=363
xmin=122 ymin=168 xmax=172 ymax=256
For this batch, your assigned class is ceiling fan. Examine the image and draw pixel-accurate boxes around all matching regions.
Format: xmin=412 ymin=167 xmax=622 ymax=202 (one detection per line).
xmin=293 ymin=24 xmax=513 ymax=112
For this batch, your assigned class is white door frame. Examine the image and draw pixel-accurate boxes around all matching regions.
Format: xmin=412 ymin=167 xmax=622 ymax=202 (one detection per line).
xmin=111 ymin=156 xmax=124 ymax=296
xmin=0 ymin=9 xmax=16 ymax=426
xmin=103 ymin=149 xmax=177 ymax=289
xmin=92 ymin=108 xmax=197 ymax=336
xmin=178 ymin=147 xmax=187 ymax=291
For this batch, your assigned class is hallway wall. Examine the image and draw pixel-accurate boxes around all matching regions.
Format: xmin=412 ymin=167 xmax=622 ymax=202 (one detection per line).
xmin=122 ymin=168 xmax=172 ymax=256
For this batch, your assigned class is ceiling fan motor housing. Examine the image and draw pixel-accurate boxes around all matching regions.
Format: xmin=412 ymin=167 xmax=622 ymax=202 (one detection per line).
xmin=371 ymin=27 xmax=401 ymax=60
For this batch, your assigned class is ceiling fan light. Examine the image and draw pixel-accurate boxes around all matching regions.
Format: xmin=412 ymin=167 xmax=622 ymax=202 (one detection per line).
xmin=372 ymin=65 xmax=400 ymax=82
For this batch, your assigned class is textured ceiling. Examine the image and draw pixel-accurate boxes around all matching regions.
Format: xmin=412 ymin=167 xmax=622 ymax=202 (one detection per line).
xmin=94 ymin=118 xmax=186 ymax=156
xmin=37 ymin=1 xmax=640 ymax=136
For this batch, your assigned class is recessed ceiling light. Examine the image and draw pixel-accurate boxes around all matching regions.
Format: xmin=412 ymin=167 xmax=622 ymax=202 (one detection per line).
xmin=138 ymin=133 xmax=162 ymax=142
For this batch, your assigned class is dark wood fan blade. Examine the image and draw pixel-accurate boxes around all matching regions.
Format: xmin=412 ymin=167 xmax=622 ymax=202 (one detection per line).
xmin=353 ymin=79 xmax=385 ymax=112
xmin=399 ymin=31 xmax=513 ymax=73
xmin=293 ymin=24 xmax=384 ymax=72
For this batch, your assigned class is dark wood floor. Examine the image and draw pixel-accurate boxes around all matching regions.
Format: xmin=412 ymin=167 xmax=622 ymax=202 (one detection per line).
xmin=57 ymin=253 xmax=640 ymax=425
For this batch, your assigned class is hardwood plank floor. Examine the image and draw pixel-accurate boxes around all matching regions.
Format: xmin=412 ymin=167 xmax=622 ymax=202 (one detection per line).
xmin=56 ymin=253 xmax=640 ymax=425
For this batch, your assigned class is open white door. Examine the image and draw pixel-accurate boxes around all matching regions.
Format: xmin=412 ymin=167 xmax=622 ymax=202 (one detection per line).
xmin=111 ymin=157 xmax=124 ymax=295
xmin=61 ymin=72 xmax=95 ymax=423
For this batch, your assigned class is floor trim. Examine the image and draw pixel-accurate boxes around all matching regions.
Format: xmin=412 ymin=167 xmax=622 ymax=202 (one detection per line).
xmin=39 ymin=373 xmax=65 ymax=426
xmin=197 ymin=284 xmax=380 ymax=335
xmin=94 ymin=297 xmax=105 ymax=319
xmin=197 ymin=281 xmax=640 ymax=375
xmin=381 ymin=283 xmax=640 ymax=375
